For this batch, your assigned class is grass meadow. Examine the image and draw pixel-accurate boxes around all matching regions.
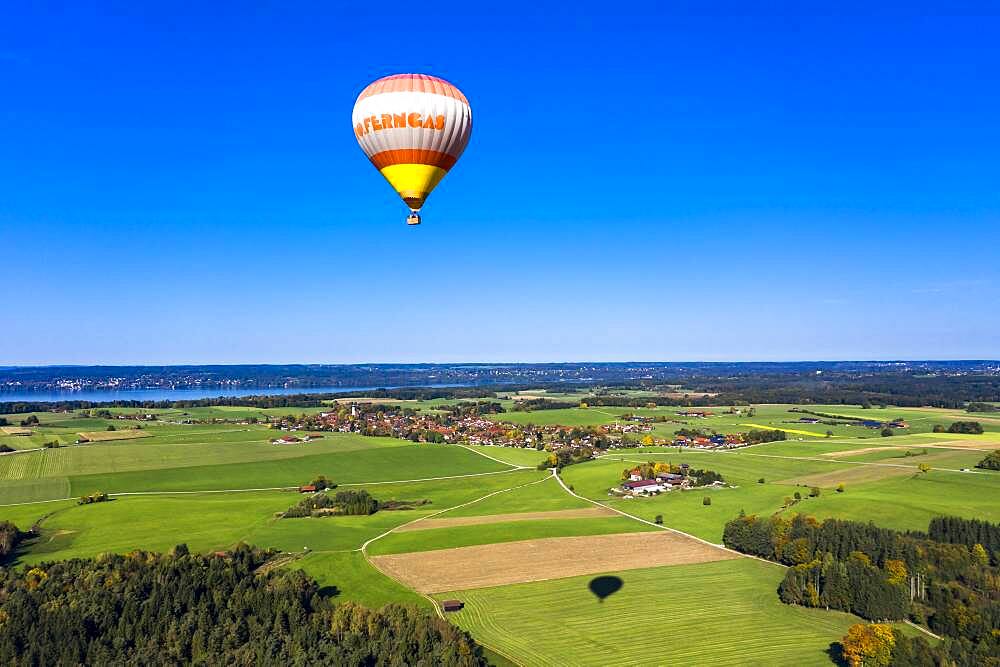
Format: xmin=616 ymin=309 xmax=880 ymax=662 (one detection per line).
xmin=439 ymin=558 xmax=863 ymax=666
xmin=1 ymin=403 xmax=995 ymax=666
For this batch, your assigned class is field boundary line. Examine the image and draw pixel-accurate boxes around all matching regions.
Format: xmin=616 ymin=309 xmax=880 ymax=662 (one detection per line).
xmin=903 ymin=619 xmax=942 ymax=640
xmin=354 ymin=471 xmax=551 ymax=667
xmin=455 ymin=444 xmax=532 ymax=469
xmin=359 ymin=472 xmax=553 ymax=555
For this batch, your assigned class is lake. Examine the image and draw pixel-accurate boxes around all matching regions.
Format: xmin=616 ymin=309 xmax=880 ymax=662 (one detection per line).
xmin=0 ymin=384 xmax=470 ymax=404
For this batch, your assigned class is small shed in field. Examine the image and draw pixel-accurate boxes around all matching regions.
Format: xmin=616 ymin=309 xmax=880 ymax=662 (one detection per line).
xmin=441 ymin=600 xmax=464 ymax=612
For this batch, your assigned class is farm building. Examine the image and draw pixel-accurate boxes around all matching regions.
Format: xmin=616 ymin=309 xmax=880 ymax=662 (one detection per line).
xmin=298 ymin=485 xmax=317 ymax=493
xmin=621 ymin=479 xmax=664 ymax=495
xmin=272 ymin=435 xmax=301 ymax=444
xmin=627 ymin=468 xmax=643 ymax=481
xmin=441 ymin=600 xmax=464 ymax=612
xmin=655 ymin=472 xmax=688 ymax=489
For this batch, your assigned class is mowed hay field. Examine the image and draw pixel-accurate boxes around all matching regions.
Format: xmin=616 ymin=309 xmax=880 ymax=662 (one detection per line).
xmin=77 ymin=429 xmax=154 ymax=442
xmin=371 ymin=531 xmax=737 ymax=593
xmin=440 ymin=558 xmax=863 ymax=667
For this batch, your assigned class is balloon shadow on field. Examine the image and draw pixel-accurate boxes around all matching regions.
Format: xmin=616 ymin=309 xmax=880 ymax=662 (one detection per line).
xmin=588 ymin=576 xmax=623 ymax=603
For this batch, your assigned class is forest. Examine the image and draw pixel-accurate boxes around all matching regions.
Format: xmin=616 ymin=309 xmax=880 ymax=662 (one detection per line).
xmin=0 ymin=542 xmax=486 ymax=666
xmin=722 ymin=513 xmax=1000 ymax=663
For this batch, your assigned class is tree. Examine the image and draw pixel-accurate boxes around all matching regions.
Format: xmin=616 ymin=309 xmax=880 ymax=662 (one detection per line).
xmin=947 ymin=421 xmax=984 ymax=435
xmin=703 ymin=496 xmax=712 ymax=506
xmin=884 ymin=559 xmax=907 ymax=585
xmin=917 ymin=463 xmax=930 ymax=474
xmin=809 ymin=486 xmax=820 ymax=498
xmin=640 ymin=434 xmax=654 ymax=446
xmin=975 ymin=450 xmax=1000 ymax=470
xmin=826 ymin=430 xmax=834 ymax=437
xmin=971 ymin=543 xmax=989 ymax=565
xmin=794 ymin=491 xmax=802 ymax=500
xmin=758 ymin=477 xmax=765 ymax=484
xmin=654 ymin=514 xmax=663 ymax=525
xmin=836 ymin=483 xmax=845 ymax=493
xmin=840 ymin=623 xmax=895 ymax=667
xmin=880 ymin=427 xmax=893 ymax=437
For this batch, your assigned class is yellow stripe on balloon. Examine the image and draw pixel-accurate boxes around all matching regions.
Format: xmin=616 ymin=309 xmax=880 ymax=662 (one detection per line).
xmin=378 ymin=164 xmax=448 ymax=210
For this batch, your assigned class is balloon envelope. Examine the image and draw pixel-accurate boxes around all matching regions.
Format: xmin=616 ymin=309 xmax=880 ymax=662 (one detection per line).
xmin=352 ymin=74 xmax=472 ymax=218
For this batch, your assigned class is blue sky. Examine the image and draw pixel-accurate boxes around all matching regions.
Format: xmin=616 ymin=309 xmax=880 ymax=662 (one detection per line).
xmin=2 ymin=4 xmax=998 ymax=364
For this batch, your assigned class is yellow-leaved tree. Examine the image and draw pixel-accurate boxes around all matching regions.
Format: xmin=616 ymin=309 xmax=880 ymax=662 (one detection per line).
xmin=841 ymin=623 xmax=895 ymax=667
xmin=885 ymin=559 xmax=908 ymax=585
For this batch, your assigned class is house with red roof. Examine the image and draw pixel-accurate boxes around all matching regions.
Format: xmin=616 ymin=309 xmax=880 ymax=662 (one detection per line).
xmin=621 ymin=479 xmax=664 ymax=495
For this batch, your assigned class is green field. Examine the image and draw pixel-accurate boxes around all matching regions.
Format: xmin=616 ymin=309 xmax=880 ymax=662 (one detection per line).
xmin=1 ymin=402 xmax=995 ymax=665
xmin=14 ymin=470 xmax=550 ymax=564
xmin=481 ymin=402 xmax=1000 ymax=441
xmin=562 ymin=444 xmax=999 ymax=541
xmin=439 ymin=558 xmax=864 ymax=666
xmin=367 ymin=516 xmax=652 ymax=555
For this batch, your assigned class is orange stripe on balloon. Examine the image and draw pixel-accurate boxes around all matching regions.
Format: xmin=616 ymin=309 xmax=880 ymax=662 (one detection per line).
xmin=357 ymin=74 xmax=469 ymax=106
xmin=368 ymin=149 xmax=457 ymax=171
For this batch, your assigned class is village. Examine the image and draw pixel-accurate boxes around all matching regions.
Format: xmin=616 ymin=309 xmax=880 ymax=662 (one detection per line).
xmin=263 ymin=402 xmax=764 ymax=455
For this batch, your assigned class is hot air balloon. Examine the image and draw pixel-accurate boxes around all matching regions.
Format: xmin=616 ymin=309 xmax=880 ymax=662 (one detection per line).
xmin=352 ymin=74 xmax=472 ymax=225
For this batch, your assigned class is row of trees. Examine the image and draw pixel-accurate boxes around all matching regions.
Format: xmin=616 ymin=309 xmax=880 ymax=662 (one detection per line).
xmin=933 ymin=420 xmax=985 ymax=434
xmin=744 ymin=429 xmax=788 ymax=445
xmin=0 ymin=542 xmax=487 ymax=665
xmin=509 ymin=398 xmax=577 ymax=412
xmin=722 ymin=512 xmax=1000 ymax=656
